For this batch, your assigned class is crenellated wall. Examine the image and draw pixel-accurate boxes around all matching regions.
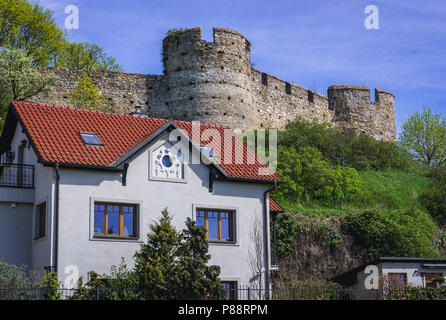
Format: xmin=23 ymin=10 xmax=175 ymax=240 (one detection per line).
xmin=32 ymin=27 xmax=396 ymax=141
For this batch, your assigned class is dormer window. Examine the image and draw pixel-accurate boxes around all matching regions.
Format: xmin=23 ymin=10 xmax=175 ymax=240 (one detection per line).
xmin=80 ymin=132 xmax=103 ymax=146
xmin=200 ymin=146 xmax=216 ymax=158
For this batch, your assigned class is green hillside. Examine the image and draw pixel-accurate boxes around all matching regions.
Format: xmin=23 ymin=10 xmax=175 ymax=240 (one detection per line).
xmin=265 ymin=118 xmax=446 ymax=283
xmin=280 ymin=170 xmax=431 ymax=217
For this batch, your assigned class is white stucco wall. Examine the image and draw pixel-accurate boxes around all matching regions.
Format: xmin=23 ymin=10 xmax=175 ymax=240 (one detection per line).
xmin=0 ymin=123 xmax=54 ymax=274
xmin=56 ymin=134 xmax=271 ymax=288
xmin=0 ymin=203 xmax=33 ymax=266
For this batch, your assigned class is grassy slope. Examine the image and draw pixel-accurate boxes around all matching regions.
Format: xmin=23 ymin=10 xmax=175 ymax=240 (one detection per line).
xmin=280 ymin=169 xmax=431 ymax=217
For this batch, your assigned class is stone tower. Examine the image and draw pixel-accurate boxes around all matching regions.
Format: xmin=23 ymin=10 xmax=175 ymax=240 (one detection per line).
xmin=162 ymin=27 xmax=253 ymax=128
xmin=327 ymin=86 xmax=396 ymax=141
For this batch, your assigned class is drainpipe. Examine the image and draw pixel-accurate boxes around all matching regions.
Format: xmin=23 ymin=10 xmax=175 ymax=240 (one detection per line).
xmin=263 ymin=182 xmax=277 ymax=295
xmin=54 ymin=163 xmax=60 ymax=274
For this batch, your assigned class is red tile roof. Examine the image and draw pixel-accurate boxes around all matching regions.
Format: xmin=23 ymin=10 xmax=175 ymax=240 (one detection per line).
xmin=8 ymin=102 xmax=282 ymax=183
xmin=269 ymin=198 xmax=284 ymax=213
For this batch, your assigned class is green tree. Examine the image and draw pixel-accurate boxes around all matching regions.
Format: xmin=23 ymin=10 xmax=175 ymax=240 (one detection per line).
xmin=399 ymin=106 xmax=446 ymax=167
xmin=134 ymin=209 xmax=224 ymax=300
xmin=72 ymin=210 xmax=224 ymax=300
xmin=0 ymin=0 xmax=123 ymax=71
xmin=55 ymin=41 xmax=123 ymax=72
xmin=177 ymin=218 xmax=225 ymax=300
xmin=133 ymin=209 xmax=182 ymax=300
xmin=0 ymin=48 xmax=55 ymax=128
xmin=0 ymin=0 xmax=65 ymax=66
xmin=69 ymin=76 xmax=110 ymax=112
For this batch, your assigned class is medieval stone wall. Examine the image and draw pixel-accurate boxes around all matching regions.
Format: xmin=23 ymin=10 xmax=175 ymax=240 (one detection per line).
xmin=33 ymin=27 xmax=396 ymax=141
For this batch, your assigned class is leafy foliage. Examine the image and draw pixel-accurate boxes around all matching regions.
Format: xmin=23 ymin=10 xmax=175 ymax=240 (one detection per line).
xmin=0 ymin=0 xmax=65 ymax=66
xmin=273 ymin=146 xmax=362 ymax=204
xmin=420 ymin=166 xmax=446 ymax=224
xmin=0 ymin=0 xmax=122 ymax=71
xmin=134 ymin=209 xmax=224 ymax=300
xmin=69 ymin=76 xmax=110 ymax=112
xmin=176 ymin=218 xmax=225 ymax=299
xmin=384 ymin=286 xmax=446 ymax=300
xmin=133 ymin=209 xmax=182 ymax=300
xmin=0 ymin=260 xmax=41 ymax=289
xmin=0 ymin=260 xmax=41 ymax=299
xmin=275 ymin=213 xmax=343 ymax=257
xmin=55 ymin=41 xmax=122 ymax=72
xmin=278 ymin=117 xmax=413 ymax=171
xmin=74 ymin=209 xmax=225 ymax=300
xmin=41 ymin=271 xmax=61 ymax=300
xmin=70 ymin=260 xmax=141 ymax=300
xmin=0 ymin=47 xmax=55 ymax=127
xmin=399 ymin=106 xmax=446 ymax=167
xmin=342 ymin=208 xmax=438 ymax=259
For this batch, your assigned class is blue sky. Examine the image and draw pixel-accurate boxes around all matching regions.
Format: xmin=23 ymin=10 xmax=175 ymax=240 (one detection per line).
xmin=40 ymin=0 xmax=446 ymax=133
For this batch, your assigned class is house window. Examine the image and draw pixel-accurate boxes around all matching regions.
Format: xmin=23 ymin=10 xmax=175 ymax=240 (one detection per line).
xmin=425 ymin=273 xmax=443 ymax=288
xmin=34 ymin=202 xmax=46 ymax=240
xmin=80 ymin=132 xmax=103 ymax=146
xmin=222 ymin=281 xmax=237 ymax=300
xmin=388 ymin=273 xmax=407 ymax=288
xmin=196 ymin=209 xmax=234 ymax=242
xmin=94 ymin=203 xmax=137 ymax=238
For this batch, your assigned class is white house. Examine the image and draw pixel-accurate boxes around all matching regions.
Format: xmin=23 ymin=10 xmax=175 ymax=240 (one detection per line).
xmin=334 ymin=257 xmax=446 ymax=299
xmin=0 ymin=101 xmax=283 ymax=296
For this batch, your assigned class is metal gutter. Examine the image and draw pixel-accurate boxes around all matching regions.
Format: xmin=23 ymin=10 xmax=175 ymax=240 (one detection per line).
xmin=263 ymin=182 xmax=277 ymax=296
xmin=53 ymin=163 xmax=60 ymax=273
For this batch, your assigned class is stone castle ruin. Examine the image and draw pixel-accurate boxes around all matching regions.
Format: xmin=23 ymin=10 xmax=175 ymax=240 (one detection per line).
xmin=34 ymin=27 xmax=396 ymax=141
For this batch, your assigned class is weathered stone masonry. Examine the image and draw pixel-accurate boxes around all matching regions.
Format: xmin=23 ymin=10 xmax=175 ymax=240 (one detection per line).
xmin=34 ymin=27 xmax=396 ymax=141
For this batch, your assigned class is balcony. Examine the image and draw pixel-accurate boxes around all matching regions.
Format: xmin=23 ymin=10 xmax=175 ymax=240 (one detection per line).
xmin=0 ymin=163 xmax=35 ymax=188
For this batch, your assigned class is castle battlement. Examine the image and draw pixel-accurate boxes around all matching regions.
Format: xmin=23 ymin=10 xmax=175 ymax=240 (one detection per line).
xmin=33 ymin=27 xmax=396 ymax=141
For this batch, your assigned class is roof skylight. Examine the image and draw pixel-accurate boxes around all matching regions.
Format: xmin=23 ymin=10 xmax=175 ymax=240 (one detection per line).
xmin=80 ymin=132 xmax=103 ymax=146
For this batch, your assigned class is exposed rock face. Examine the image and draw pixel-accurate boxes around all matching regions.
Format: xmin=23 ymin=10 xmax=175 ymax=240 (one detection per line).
xmin=33 ymin=27 xmax=396 ymax=142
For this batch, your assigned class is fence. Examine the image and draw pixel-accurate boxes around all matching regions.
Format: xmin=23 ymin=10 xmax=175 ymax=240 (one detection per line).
xmin=0 ymin=163 xmax=34 ymax=188
xmin=0 ymin=286 xmax=377 ymax=301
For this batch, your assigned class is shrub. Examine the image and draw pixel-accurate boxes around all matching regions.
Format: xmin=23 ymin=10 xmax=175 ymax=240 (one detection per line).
xmin=342 ymin=208 xmax=438 ymax=259
xmin=70 ymin=263 xmax=141 ymax=301
xmin=278 ymin=118 xmax=413 ymax=171
xmin=275 ymin=213 xmax=343 ymax=258
xmin=384 ymin=286 xmax=446 ymax=300
xmin=42 ymin=271 xmax=61 ymax=300
xmin=275 ymin=212 xmax=299 ymax=257
xmin=273 ymin=146 xmax=362 ymax=204
xmin=0 ymin=261 xmax=41 ymax=300
xmin=420 ymin=166 xmax=446 ymax=224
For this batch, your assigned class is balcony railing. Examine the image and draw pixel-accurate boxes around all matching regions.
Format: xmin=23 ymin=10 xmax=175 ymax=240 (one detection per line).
xmin=0 ymin=163 xmax=35 ymax=188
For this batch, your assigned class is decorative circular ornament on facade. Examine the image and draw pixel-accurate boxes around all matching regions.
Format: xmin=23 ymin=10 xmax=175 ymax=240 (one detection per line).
xmin=152 ymin=144 xmax=183 ymax=180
